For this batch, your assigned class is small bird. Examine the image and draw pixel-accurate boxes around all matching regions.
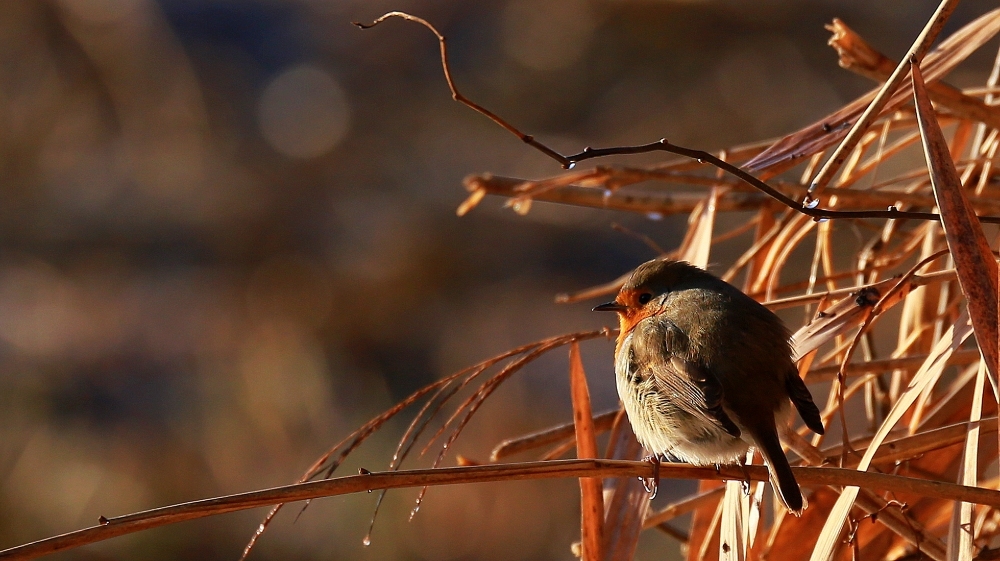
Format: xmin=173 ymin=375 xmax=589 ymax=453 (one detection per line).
xmin=594 ymin=258 xmax=824 ymax=514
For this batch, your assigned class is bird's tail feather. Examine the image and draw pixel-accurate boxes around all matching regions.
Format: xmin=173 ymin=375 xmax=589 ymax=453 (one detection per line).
xmin=753 ymin=425 xmax=804 ymax=515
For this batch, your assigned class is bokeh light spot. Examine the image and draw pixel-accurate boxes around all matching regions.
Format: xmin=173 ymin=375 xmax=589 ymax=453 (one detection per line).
xmin=257 ymin=64 xmax=350 ymax=159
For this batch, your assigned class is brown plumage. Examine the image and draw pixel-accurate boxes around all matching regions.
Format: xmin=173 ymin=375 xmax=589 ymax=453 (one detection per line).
xmin=594 ymin=258 xmax=823 ymax=514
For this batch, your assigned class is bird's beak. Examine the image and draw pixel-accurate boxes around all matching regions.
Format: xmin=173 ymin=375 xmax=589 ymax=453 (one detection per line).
xmin=593 ymin=301 xmax=626 ymax=312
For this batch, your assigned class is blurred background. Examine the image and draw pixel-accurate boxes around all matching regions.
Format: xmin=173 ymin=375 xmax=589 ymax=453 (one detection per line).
xmin=0 ymin=1 xmax=994 ymax=559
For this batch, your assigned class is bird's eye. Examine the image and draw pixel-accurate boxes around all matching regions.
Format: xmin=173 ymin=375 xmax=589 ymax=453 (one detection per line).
xmin=637 ymin=293 xmax=653 ymax=305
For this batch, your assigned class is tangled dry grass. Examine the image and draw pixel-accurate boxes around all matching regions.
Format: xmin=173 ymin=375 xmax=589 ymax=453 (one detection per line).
xmin=5 ymin=1 xmax=1000 ymax=560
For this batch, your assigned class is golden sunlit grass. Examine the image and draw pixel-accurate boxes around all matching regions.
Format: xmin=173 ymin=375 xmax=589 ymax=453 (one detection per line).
xmin=4 ymin=2 xmax=1000 ymax=560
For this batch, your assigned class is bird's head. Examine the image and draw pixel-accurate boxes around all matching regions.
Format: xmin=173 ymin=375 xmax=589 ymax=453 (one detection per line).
xmin=594 ymin=259 xmax=699 ymax=336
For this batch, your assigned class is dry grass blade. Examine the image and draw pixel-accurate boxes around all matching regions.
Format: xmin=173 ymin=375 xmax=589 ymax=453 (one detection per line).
xmin=694 ymin=497 xmax=725 ymax=561
xmin=490 ymin=409 xmax=619 ymax=461
xmin=745 ymin=6 xmax=1000 ymax=176
xmin=826 ymin=18 xmax=894 ymax=80
xmin=761 ymin=216 xmax=818 ymax=299
xmin=410 ymin=331 xmax=607 ymax=514
xmin=913 ymin=61 xmax=1000 ymax=379
xmin=762 ymin=488 xmax=839 ymax=560
xmin=3 ymin=460 xmax=660 ymax=561
xmin=240 ymin=367 xmax=460 ymax=558
xmin=766 ymin=269 xmax=957 ymax=311
xmin=806 ymin=348 xmax=980 ymax=382
xmin=462 ymin=174 xmax=773 ymax=218
xmin=824 ymin=417 xmax=999 ymax=468
xmin=463 ymin=169 xmax=1000 ymax=220
xmin=602 ymin=486 xmax=650 ymax=561
xmin=720 ymin=479 xmax=747 ymax=561
xmin=809 ymin=314 xmax=974 ymax=561
xmin=241 ymin=330 xmax=607 ymax=557
xmin=569 ymin=342 xmax=604 ymax=561
xmin=360 ymin=334 xmax=602 ymax=543
xmin=362 ymin=366 xmax=488 ymax=540
xmin=415 ymin=343 xmax=561 ymax=461
xmin=681 ymin=187 xmax=720 ymax=268
xmin=828 ymin=19 xmax=1000 ymax=130
xmin=808 ymin=0 xmax=959 ymax=194
xmin=601 ymin=418 xmax=649 ymax=561
xmin=948 ymin=361 xmax=987 ymax=561
xmin=826 ymin=249 xmax=951 ymax=452
xmin=791 ymin=277 xmax=890 ymax=360
xmin=456 ymin=186 xmax=486 ymax=216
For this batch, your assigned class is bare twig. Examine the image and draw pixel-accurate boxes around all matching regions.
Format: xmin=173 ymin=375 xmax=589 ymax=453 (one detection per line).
xmin=354 ymin=13 xmax=569 ymax=166
xmin=361 ymin=11 xmax=1000 ymax=226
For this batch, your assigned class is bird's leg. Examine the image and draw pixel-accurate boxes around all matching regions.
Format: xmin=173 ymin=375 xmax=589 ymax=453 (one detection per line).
xmin=640 ymin=454 xmax=661 ymax=499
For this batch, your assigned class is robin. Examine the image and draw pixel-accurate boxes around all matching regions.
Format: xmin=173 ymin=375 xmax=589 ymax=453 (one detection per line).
xmin=594 ymin=258 xmax=824 ymax=513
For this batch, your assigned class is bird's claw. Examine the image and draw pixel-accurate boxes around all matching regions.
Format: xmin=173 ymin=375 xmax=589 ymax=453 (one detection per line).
xmin=639 ymin=455 xmax=661 ymax=499
xmin=738 ymin=460 xmax=751 ymax=496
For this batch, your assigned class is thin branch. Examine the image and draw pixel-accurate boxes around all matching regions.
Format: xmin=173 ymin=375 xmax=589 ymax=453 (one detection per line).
xmin=561 ymin=139 xmax=1000 ymax=224
xmin=359 ymin=10 xmax=1000 ymax=227
xmin=353 ymin=12 xmax=569 ymax=166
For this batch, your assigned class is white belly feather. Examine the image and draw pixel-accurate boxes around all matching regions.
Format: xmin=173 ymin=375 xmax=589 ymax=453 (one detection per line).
xmin=614 ymin=331 xmax=750 ymax=465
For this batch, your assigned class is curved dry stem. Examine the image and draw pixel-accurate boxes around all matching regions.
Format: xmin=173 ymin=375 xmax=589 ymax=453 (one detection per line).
xmin=243 ymin=330 xmax=608 ymax=558
xmin=411 ymin=331 xmax=605 ymax=515
xmin=9 ymin=460 xmax=1000 ymax=561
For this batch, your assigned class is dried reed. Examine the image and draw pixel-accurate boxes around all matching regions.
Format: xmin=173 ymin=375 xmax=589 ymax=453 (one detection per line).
xmin=5 ymin=2 xmax=1000 ymax=561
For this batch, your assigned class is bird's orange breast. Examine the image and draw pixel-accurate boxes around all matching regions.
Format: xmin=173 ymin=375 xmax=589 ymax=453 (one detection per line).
xmin=615 ymin=307 xmax=660 ymax=355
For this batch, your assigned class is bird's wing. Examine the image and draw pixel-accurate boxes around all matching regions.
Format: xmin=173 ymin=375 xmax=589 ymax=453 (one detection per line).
xmin=786 ymin=370 xmax=824 ymax=435
xmin=630 ymin=318 xmax=741 ymax=438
